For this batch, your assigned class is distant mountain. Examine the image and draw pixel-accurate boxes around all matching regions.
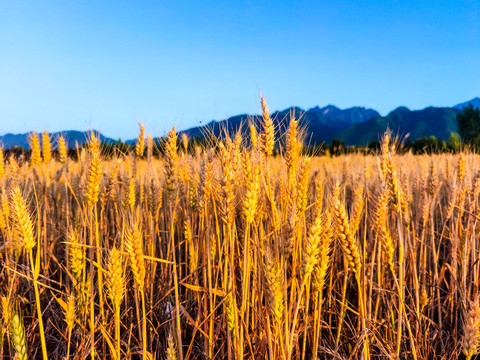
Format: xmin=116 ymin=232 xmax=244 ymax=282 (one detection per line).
xmin=181 ymin=101 xmax=468 ymax=146
xmin=339 ymin=106 xmax=461 ymax=146
xmin=454 ymin=97 xmax=480 ymax=110
xmin=0 ymin=130 xmax=115 ymax=149
xmin=308 ymin=105 xmax=380 ymax=125
xmin=1 ymin=99 xmax=477 ymax=149
xmin=180 ymin=105 xmax=379 ymax=144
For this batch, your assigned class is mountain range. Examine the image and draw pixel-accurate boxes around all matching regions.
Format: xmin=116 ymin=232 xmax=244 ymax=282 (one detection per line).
xmin=0 ymin=130 xmax=115 ymax=150
xmin=1 ymin=98 xmax=479 ymax=149
xmin=180 ymin=97 xmax=480 ymax=146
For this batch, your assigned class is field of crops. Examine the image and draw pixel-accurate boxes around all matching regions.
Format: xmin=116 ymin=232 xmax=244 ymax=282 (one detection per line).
xmin=2 ymin=99 xmax=480 ymax=359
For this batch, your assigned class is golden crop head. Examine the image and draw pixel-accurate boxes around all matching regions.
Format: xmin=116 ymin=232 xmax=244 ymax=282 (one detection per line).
xmin=333 ymin=199 xmax=361 ymax=277
xmin=0 ymin=146 xmax=5 ymax=178
xmin=9 ymin=306 xmax=27 ymax=360
xmin=85 ymin=143 xmax=102 ymax=207
xmin=29 ymin=132 xmax=42 ymax=167
xmin=58 ymin=135 xmax=68 ymax=164
xmin=107 ymin=246 xmax=126 ymax=311
xmin=463 ymin=296 xmax=480 ymax=358
xmin=10 ymin=186 xmax=36 ymax=252
xmin=136 ymin=122 xmax=145 ymax=158
xmin=260 ymin=96 xmax=275 ymax=158
xmin=42 ymin=131 xmax=52 ymax=165
xmin=125 ymin=222 xmax=146 ymax=290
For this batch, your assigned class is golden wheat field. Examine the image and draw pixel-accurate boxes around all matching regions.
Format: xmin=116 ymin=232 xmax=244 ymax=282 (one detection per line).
xmin=2 ymin=100 xmax=480 ymax=360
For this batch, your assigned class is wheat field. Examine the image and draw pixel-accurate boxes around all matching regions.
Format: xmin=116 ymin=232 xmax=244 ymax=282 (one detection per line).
xmin=1 ymin=99 xmax=480 ymax=359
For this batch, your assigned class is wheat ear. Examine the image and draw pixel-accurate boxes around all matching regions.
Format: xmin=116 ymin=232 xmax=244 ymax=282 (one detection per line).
xmin=260 ymin=96 xmax=275 ymax=158
xmin=58 ymin=135 xmax=68 ymax=164
xmin=10 ymin=307 xmax=27 ymax=360
xmin=29 ymin=132 xmax=42 ymax=167
xmin=42 ymin=131 xmax=51 ymax=165
xmin=333 ymin=199 xmax=361 ymax=277
xmin=10 ymin=186 xmax=36 ymax=252
xmin=463 ymin=296 xmax=480 ymax=359
xmin=136 ymin=122 xmax=145 ymax=158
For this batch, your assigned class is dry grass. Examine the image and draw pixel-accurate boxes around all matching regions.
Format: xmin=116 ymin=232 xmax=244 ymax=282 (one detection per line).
xmin=1 ymin=105 xmax=480 ymax=359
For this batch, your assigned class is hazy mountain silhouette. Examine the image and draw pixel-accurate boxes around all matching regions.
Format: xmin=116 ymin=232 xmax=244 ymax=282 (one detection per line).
xmin=180 ymin=105 xmax=380 ymax=145
xmin=453 ymin=97 xmax=480 ymax=110
xmin=308 ymin=105 xmax=380 ymax=125
xmin=339 ymin=106 xmax=461 ymax=146
xmin=0 ymin=130 xmax=115 ymax=149
xmin=1 ymin=98 xmax=479 ymax=149
xmin=180 ymin=102 xmax=467 ymax=146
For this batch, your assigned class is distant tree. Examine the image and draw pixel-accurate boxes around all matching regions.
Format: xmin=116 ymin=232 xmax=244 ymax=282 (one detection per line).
xmin=367 ymin=140 xmax=381 ymax=153
xmin=410 ymin=136 xmax=445 ymax=154
xmin=401 ymin=139 xmax=412 ymax=154
xmin=457 ymin=104 xmax=480 ymax=144
xmin=329 ymin=138 xmax=345 ymax=156
xmin=447 ymin=133 xmax=460 ymax=152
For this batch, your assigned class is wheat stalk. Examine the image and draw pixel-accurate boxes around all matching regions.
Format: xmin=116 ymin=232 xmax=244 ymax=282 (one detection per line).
xmin=463 ymin=296 xmax=480 ymax=360
xmin=126 ymin=221 xmax=147 ymax=359
xmin=29 ymin=132 xmax=42 ymax=167
xmin=107 ymin=246 xmax=125 ymax=359
xmin=10 ymin=186 xmax=36 ymax=252
xmin=69 ymin=229 xmax=85 ymax=283
xmin=333 ymin=198 xmax=361 ymax=276
xmin=42 ymin=131 xmax=52 ymax=165
xmin=10 ymin=307 xmax=27 ymax=360
xmin=0 ymin=146 xmax=5 ymax=178
xmin=458 ymin=153 xmax=466 ymax=184
xmin=58 ymin=135 xmax=68 ymax=164
xmin=126 ymin=223 xmax=146 ymax=290
xmin=243 ymin=152 xmax=260 ymax=225
xmin=263 ymin=247 xmax=284 ymax=325
xmin=65 ymin=292 xmax=76 ymax=359
xmin=164 ymin=127 xmax=179 ymax=194
xmin=297 ymin=157 xmax=311 ymax=214
xmin=136 ymin=122 xmax=145 ymax=158
xmin=260 ymin=96 xmax=275 ymax=158
xmin=85 ymin=135 xmax=102 ymax=207
xmin=166 ymin=330 xmax=177 ymax=360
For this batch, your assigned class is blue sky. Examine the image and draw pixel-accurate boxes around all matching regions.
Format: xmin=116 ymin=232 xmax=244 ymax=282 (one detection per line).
xmin=0 ymin=0 xmax=479 ymax=140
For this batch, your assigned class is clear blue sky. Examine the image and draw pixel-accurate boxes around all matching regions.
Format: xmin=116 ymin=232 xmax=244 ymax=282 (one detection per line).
xmin=1 ymin=1 xmax=479 ymax=140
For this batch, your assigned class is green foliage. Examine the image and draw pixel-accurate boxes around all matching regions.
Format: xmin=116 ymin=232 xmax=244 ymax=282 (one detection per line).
xmin=409 ymin=136 xmax=446 ymax=154
xmin=101 ymin=140 xmax=134 ymax=158
xmin=447 ymin=132 xmax=460 ymax=152
xmin=457 ymin=104 xmax=480 ymax=144
xmin=340 ymin=107 xmax=459 ymax=146
xmin=329 ymin=138 xmax=345 ymax=156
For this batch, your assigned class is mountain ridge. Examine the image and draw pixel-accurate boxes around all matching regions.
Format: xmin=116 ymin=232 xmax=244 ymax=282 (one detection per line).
xmin=339 ymin=106 xmax=461 ymax=146
xmin=1 ymin=98 xmax=478 ymax=149
xmin=178 ymin=100 xmax=475 ymax=146
xmin=179 ymin=104 xmax=380 ymax=145
xmin=453 ymin=97 xmax=480 ymax=110
xmin=0 ymin=130 xmax=116 ymax=149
